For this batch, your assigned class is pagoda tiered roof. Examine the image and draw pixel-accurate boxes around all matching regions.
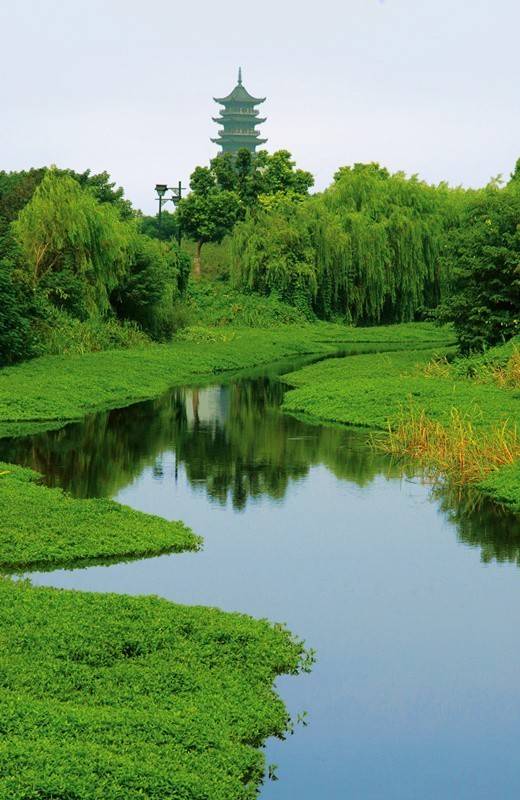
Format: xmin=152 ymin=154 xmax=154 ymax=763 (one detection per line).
xmin=214 ymin=68 xmax=265 ymax=105
xmin=212 ymin=69 xmax=267 ymax=154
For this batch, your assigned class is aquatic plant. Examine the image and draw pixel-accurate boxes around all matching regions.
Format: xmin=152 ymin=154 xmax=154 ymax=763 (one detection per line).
xmin=0 ymin=577 xmax=309 ymax=799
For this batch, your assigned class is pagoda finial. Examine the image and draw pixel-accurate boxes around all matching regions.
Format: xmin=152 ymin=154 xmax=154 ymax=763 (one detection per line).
xmin=238 ymin=66 xmax=242 ymax=85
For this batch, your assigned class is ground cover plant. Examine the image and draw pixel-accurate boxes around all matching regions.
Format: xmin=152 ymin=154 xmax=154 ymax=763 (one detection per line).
xmin=0 ymin=577 xmax=310 ymax=799
xmin=0 ymin=461 xmax=200 ymax=571
xmin=282 ymin=343 xmax=520 ymax=508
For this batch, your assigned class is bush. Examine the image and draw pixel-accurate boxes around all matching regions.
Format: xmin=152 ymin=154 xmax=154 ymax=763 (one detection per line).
xmin=0 ymin=262 xmax=36 ymax=366
xmin=187 ymin=280 xmax=312 ymax=327
xmin=111 ymin=238 xmax=190 ymax=341
xmin=440 ymin=179 xmax=520 ymax=353
xmin=35 ymin=308 xmax=150 ymax=356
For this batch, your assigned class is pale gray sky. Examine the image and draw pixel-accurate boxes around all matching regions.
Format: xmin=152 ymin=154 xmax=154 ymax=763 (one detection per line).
xmin=1 ymin=0 xmax=519 ymax=212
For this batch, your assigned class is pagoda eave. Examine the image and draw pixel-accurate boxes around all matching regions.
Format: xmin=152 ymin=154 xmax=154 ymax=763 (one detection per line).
xmin=213 ymin=96 xmax=266 ymax=105
xmin=211 ymin=137 xmax=268 ymax=145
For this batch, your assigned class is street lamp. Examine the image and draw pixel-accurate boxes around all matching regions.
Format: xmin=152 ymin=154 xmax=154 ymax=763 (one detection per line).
xmin=155 ymin=181 xmax=185 ymax=245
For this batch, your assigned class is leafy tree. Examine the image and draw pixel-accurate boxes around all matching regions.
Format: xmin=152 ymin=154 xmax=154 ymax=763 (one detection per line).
xmin=232 ymin=163 xmax=461 ymax=324
xmin=12 ymin=170 xmax=129 ymax=315
xmin=138 ymin=210 xmax=180 ymax=243
xmin=440 ymin=178 xmax=520 ymax=352
xmin=177 ymin=189 xmax=242 ymax=277
xmin=175 ymin=149 xmax=313 ymax=276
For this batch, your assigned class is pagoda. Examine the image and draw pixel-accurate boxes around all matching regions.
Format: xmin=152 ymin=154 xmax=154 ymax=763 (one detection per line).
xmin=211 ymin=68 xmax=267 ymax=154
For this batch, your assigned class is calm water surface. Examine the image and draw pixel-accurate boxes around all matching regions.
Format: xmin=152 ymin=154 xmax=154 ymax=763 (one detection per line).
xmin=3 ymin=360 xmax=520 ymax=799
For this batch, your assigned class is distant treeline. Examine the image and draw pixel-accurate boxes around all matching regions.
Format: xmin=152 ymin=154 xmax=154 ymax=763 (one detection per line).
xmin=230 ymin=161 xmax=520 ymax=350
xmin=1 ymin=152 xmax=519 ymax=366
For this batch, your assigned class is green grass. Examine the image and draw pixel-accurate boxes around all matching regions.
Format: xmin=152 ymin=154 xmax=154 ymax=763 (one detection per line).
xmin=0 ymin=462 xmax=200 ymax=571
xmin=0 ymin=577 xmax=310 ymax=799
xmin=282 ymin=346 xmax=520 ymax=508
xmin=0 ymin=322 xmax=452 ymax=438
xmin=283 ymin=348 xmax=519 ymax=430
xmin=478 ymin=462 xmax=520 ymax=513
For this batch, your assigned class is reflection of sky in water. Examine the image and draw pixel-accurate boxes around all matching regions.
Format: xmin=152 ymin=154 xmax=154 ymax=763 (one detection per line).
xmin=9 ymin=375 xmax=520 ymax=799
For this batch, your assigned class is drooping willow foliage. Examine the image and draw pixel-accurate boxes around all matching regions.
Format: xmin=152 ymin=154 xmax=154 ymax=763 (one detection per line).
xmin=231 ymin=163 xmax=464 ymax=324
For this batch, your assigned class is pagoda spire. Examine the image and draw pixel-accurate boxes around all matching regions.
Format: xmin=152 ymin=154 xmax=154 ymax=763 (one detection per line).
xmin=211 ymin=70 xmax=267 ymax=155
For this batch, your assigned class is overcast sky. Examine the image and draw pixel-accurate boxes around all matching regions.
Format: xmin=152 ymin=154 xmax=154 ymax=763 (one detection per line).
xmin=1 ymin=0 xmax=519 ymax=212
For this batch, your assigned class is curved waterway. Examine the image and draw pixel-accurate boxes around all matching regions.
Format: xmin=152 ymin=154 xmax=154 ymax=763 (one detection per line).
xmin=3 ymin=355 xmax=520 ymax=799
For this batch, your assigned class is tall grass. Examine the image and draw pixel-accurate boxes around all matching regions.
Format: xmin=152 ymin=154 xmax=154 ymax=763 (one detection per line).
xmin=383 ymin=406 xmax=520 ymax=486
xmin=492 ymin=348 xmax=520 ymax=388
xmin=36 ymin=309 xmax=150 ymax=356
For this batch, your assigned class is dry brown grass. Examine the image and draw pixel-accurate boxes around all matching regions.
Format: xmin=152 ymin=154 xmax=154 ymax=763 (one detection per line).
xmin=422 ymin=356 xmax=452 ymax=379
xmin=382 ymin=406 xmax=520 ymax=486
xmin=492 ymin=348 xmax=520 ymax=388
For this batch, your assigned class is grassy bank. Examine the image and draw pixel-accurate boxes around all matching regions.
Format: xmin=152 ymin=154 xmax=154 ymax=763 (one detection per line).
xmin=0 ymin=322 xmax=452 ymax=438
xmin=0 ymin=462 xmax=200 ymax=571
xmin=282 ymin=344 xmax=520 ymax=510
xmin=0 ymin=577 xmax=310 ymax=800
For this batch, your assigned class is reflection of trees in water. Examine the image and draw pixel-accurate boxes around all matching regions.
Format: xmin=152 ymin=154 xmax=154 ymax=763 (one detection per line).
xmin=434 ymin=486 xmax=520 ymax=565
xmin=1 ymin=374 xmax=519 ymax=560
xmin=0 ymin=377 xmax=392 ymax=507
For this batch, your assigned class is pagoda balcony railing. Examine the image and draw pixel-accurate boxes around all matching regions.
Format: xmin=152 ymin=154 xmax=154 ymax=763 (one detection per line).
xmin=218 ymin=109 xmax=260 ymax=116
xmin=217 ymin=130 xmax=262 ymax=137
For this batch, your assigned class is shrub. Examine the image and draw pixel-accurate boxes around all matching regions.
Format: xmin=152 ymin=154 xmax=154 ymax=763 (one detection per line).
xmin=440 ymin=179 xmax=520 ymax=353
xmin=0 ymin=262 xmax=36 ymax=366
xmin=35 ymin=308 xmax=150 ymax=356
xmin=111 ymin=237 xmax=190 ymax=341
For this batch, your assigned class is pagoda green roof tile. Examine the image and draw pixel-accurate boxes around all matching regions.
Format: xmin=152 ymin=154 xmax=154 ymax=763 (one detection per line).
xmin=214 ymin=79 xmax=265 ymax=105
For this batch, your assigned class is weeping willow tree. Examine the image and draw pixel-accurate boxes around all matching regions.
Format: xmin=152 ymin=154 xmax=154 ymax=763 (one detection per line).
xmin=13 ymin=169 xmax=129 ymax=316
xmin=231 ymin=163 xmax=463 ymax=324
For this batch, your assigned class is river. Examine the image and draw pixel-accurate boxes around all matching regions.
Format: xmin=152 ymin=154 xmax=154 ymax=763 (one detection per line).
xmin=2 ymin=357 xmax=520 ymax=799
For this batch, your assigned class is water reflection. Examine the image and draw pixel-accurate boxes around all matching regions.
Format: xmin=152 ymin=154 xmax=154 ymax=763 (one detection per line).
xmin=1 ymin=373 xmax=518 ymax=559
xmin=0 ymin=376 xmax=396 ymax=509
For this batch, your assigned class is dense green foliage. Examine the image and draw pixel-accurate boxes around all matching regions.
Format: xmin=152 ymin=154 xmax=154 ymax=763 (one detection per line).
xmin=111 ymin=234 xmax=190 ymax=340
xmin=176 ymin=149 xmax=313 ymax=276
xmin=440 ymin=175 xmax=520 ymax=352
xmin=231 ymin=163 xmax=462 ymax=323
xmin=0 ymin=578 xmax=308 ymax=799
xmin=0 ymin=261 xmax=36 ymax=366
xmin=186 ymin=280 xmax=313 ymax=327
xmin=0 ymin=168 xmax=189 ymax=361
xmin=0 ymin=462 xmax=199 ymax=571
xmin=13 ymin=171 xmax=129 ymax=316
xmin=477 ymin=462 xmax=520 ymax=513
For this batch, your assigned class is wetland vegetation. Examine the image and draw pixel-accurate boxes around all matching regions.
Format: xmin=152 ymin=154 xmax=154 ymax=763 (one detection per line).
xmin=1 ymin=150 xmax=519 ymax=797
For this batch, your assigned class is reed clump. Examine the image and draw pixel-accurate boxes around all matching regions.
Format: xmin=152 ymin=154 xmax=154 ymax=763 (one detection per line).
xmin=383 ymin=406 xmax=520 ymax=486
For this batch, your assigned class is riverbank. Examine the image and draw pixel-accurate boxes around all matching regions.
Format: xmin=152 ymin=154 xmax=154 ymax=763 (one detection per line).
xmin=282 ymin=341 xmax=520 ymax=511
xmin=0 ymin=322 xmax=452 ymax=438
xmin=0 ymin=461 xmax=200 ymax=572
